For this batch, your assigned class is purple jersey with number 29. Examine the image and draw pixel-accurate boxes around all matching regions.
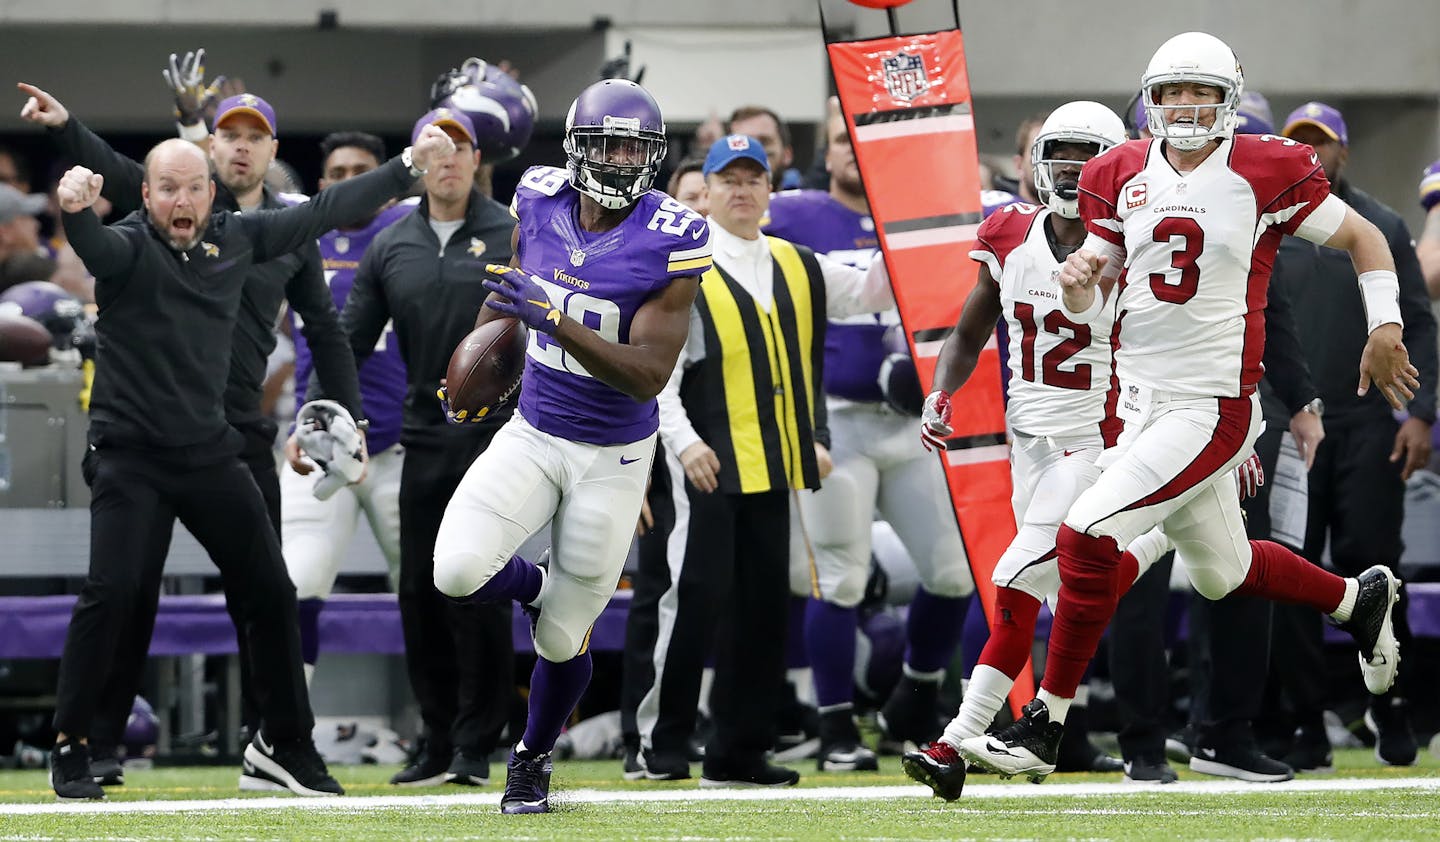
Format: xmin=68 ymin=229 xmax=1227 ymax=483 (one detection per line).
xmin=510 ymin=165 xmax=713 ymax=445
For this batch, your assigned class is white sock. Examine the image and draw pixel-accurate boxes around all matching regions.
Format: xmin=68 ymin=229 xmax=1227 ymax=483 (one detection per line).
xmin=903 ymin=663 xmax=945 ymax=683
xmin=1037 ymin=689 xmax=1072 ymax=725
xmin=530 ymin=565 xmax=548 ymax=609
xmin=1329 ymin=578 xmax=1359 ymax=623
xmin=303 ymin=663 xmax=315 ymax=688
xmin=1073 ymin=684 xmax=1090 ymax=707
xmin=943 ymin=665 xmax=1013 ymax=745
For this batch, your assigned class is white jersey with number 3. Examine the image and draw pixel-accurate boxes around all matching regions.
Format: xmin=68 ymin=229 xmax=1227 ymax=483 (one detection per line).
xmin=971 ymin=203 xmax=1114 ymax=437
xmin=1079 ymin=135 xmax=1340 ymax=397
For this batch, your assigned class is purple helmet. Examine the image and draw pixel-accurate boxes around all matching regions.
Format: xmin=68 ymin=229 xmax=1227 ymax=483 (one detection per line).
xmin=430 ymin=58 xmax=538 ymax=165
xmin=123 ymin=695 xmax=160 ymax=760
xmin=0 ymin=280 xmax=85 ymax=350
xmin=562 ymin=79 xmax=668 ymax=210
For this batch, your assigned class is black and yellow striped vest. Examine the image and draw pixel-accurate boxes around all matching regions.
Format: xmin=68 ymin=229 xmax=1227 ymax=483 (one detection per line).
xmin=680 ymin=237 xmax=826 ymax=495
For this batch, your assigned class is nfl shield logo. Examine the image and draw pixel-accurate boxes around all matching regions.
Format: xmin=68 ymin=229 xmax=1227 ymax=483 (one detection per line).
xmin=882 ymin=52 xmax=929 ymax=103
xmin=570 ymin=248 xmax=586 ymax=267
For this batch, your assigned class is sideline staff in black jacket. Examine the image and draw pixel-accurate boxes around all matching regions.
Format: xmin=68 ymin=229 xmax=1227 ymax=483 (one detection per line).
xmin=47 ymin=129 xmax=451 ymax=801
xmin=309 ymin=108 xmax=517 ymax=787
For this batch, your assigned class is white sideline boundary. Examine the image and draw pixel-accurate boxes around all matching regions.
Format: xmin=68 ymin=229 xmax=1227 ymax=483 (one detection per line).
xmin=3 ymin=777 xmax=1438 ymax=815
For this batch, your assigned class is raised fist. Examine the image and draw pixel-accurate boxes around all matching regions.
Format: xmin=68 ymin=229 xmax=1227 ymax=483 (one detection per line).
xmin=411 ymin=124 xmax=457 ymax=173
xmin=56 ymin=167 xmax=103 ymax=213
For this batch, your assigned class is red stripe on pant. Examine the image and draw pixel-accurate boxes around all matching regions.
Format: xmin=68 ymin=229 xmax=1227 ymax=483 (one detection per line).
xmin=1120 ymin=395 xmax=1254 ymax=514
xmin=1040 ymin=526 xmax=1124 ymax=699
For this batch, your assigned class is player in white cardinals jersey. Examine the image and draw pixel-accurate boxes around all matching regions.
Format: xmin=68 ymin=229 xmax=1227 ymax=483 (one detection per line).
xmin=965 ymin=31 xmax=1417 ymax=784
xmin=903 ymin=102 xmax=1169 ymax=799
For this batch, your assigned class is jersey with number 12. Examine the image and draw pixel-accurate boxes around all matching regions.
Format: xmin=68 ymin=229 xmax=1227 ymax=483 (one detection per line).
xmin=972 ymin=202 xmax=1113 ymax=437
xmin=510 ymin=165 xmax=713 ymax=445
xmin=1079 ymin=135 xmax=1331 ymax=397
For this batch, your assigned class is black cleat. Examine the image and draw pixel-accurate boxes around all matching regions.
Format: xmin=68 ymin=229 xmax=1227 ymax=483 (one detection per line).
xmin=390 ymin=745 xmax=451 ymax=787
xmin=878 ymin=676 xmax=943 ymax=747
xmin=1337 ymin=566 xmax=1401 ymax=694
xmin=957 ymin=699 xmax=1063 ymax=782
xmin=88 ymin=742 xmax=123 ymax=787
xmin=51 ymin=740 xmax=104 ymax=801
xmin=817 ymin=708 xmax=878 ymax=772
xmin=902 ymin=741 xmax=967 ymax=801
xmin=1365 ymin=697 xmax=1418 ymax=766
xmin=446 ymin=749 xmax=491 ymax=786
xmin=500 ymin=749 xmax=552 ymax=814
xmin=1122 ymin=753 xmax=1178 ymax=784
xmin=1281 ymin=727 xmax=1334 ymax=774
xmin=241 ymin=731 xmax=343 ymax=796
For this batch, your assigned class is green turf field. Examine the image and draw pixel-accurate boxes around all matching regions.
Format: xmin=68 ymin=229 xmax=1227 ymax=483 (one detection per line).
xmin=2 ymin=748 xmax=1437 ymax=840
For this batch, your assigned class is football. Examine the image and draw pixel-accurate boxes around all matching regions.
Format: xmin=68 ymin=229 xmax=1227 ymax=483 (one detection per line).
xmin=0 ymin=312 xmax=54 ymax=366
xmin=445 ymin=317 xmax=528 ymax=420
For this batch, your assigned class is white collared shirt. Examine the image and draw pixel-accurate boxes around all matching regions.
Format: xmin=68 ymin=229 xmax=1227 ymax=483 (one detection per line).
xmin=656 ymin=218 xmax=894 ymax=458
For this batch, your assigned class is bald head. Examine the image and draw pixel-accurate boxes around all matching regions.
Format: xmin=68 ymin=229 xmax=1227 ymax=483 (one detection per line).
xmin=142 ymin=139 xmax=215 ymax=251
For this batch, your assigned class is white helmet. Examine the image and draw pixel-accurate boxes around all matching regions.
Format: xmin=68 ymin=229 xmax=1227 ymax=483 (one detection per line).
xmin=1141 ymin=32 xmax=1244 ymax=151
xmin=295 ymin=400 xmax=365 ymax=501
xmin=1031 ymin=101 xmax=1127 ymax=219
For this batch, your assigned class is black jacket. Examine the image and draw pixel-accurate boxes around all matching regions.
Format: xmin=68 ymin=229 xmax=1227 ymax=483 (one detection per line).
xmin=64 ymin=155 xmax=414 ymax=461
xmin=1274 ymin=180 xmax=1438 ymax=425
xmin=313 ymin=188 xmax=516 ymax=444
xmin=51 ymin=118 xmax=364 ymax=425
xmin=1257 ymin=269 xmax=1317 ymax=425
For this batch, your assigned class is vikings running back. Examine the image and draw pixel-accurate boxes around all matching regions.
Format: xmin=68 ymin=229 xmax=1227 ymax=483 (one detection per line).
xmin=967 ymin=31 xmax=1413 ymax=784
xmin=902 ymin=102 xmax=1168 ymax=797
xmin=430 ymin=79 xmax=709 ymax=814
xmin=282 ymin=132 xmax=418 ymax=686
xmin=759 ymin=108 xmax=1015 ymax=765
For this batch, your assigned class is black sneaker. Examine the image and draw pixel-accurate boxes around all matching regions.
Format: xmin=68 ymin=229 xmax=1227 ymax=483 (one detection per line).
xmin=1055 ymin=705 xmax=1123 ymax=773
xmin=901 ymin=741 xmax=967 ymax=801
xmin=390 ymin=745 xmax=451 ymax=787
xmin=88 ymin=742 xmax=123 ymax=787
xmin=1337 ymin=566 xmax=1401 ymax=695
xmin=51 ymin=740 xmax=104 ymax=801
xmin=241 ymin=731 xmax=343 ymax=796
xmin=817 ymin=708 xmax=878 ymax=772
xmin=628 ymin=748 xmax=690 ymax=781
xmin=1365 ymin=697 xmax=1418 ymax=766
xmin=1190 ymin=742 xmax=1294 ymax=782
xmin=878 ymin=676 xmax=942 ymax=746
xmin=699 ymin=755 xmax=800 ymax=788
xmin=1122 ymin=754 xmax=1177 ymax=784
xmin=1281 ymin=728 xmax=1334 ymax=773
xmin=500 ymin=749 xmax=552 ymax=814
xmin=446 ymin=749 xmax=491 ymax=785
xmin=957 ymin=698 xmax=1063 ymax=782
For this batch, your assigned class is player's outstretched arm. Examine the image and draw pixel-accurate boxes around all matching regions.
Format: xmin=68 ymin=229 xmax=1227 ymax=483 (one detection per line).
xmin=921 ymin=266 xmax=1001 ymax=451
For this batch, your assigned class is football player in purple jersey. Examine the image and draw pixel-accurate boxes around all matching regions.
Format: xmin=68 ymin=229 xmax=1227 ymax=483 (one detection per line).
xmin=280 ymin=132 xmax=417 ymax=690
xmin=761 ymin=107 xmax=1016 ymax=768
xmin=430 ymin=79 xmax=710 ymax=814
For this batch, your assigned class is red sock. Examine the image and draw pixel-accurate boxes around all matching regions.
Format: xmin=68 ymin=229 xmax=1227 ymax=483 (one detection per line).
xmin=1116 ymin=551 xmax=1140 ymax=598
xmin=1234 ymin=539 xmax=1345 ymax=613
xmin=1040 ymin=526 xmax=1122 ymax=699
xmin=976 ymin=586 xmax=1042 ymax=679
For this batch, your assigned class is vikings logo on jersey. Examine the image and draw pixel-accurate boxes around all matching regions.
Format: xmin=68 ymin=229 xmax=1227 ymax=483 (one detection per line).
xmin=511 ymin=166 xmax=711 ymax=446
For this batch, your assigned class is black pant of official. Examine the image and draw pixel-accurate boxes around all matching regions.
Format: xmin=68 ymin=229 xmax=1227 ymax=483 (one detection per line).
xmin=88 ymin=418 xmax=280 ymax=750
xmin=396 ymin=433 xmax=513 ymax=759
xmin=1270 ymin=416 xmax=1413 ymax=727
xmin=624 ymin=470 xmax=791 ymax=765
xmin=1186 ymin=421 xmax=1280 ymax=747
xmin=620 ymin=445 xmax=675 ymax=751
xmin=1109 ymin=552 xmax=1176 ymax=762
xmin=54 ymin=445 xmax=312 ymax=743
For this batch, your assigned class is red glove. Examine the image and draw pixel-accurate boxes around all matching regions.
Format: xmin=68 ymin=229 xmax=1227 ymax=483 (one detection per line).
xmin=920 ymin=390 xmax=953 ymax=452
xmin=1235 ymin=451 xmax=1264 ymax=501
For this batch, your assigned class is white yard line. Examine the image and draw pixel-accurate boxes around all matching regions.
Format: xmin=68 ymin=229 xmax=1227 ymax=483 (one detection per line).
xmin=2 ymin=777 xmax=1438 ymax=816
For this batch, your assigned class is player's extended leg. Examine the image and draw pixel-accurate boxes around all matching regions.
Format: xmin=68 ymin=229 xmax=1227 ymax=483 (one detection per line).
xmin=503 ymin=432 xmax=656 ymax=815
xmin=967 ymin=394 xmax=1259 ymax=781
xmin=280 ymin=462 xmax=362 ymax=686
xmin=794 ymin=432 xmax=879 ymax=772
xmin=874 ymin=441 xmax=973 ymax=749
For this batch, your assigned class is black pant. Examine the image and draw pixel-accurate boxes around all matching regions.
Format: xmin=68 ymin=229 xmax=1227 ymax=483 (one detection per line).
xmin=1186 ymin=422 xmax=1279 ymax=743
xmin=620 ymin=445 xmax=675 ymax=749
xmin=55 ymin=446 xmax=312 ymax=742
xmin=1108 ymin=552 xmax=1175 ymax=761
xmin=623 ymin=462 xmax=791 ymax=762
xmin=397 ymin=433 xmax=513 ymax=757
xmin=89 ymin=418 xmax=279 ymax=748
xmin=1270 ymin=415 xmax=1412 ymax=719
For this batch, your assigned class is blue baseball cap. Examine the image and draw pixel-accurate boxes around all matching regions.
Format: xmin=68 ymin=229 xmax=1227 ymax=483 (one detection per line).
xmin=703 ymin=134 xmax=770 ymax=176
xmin=213 ymin=93 xmax=277 ymax=136
xmin=412 ymin=106 xmax=477 ymax=146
